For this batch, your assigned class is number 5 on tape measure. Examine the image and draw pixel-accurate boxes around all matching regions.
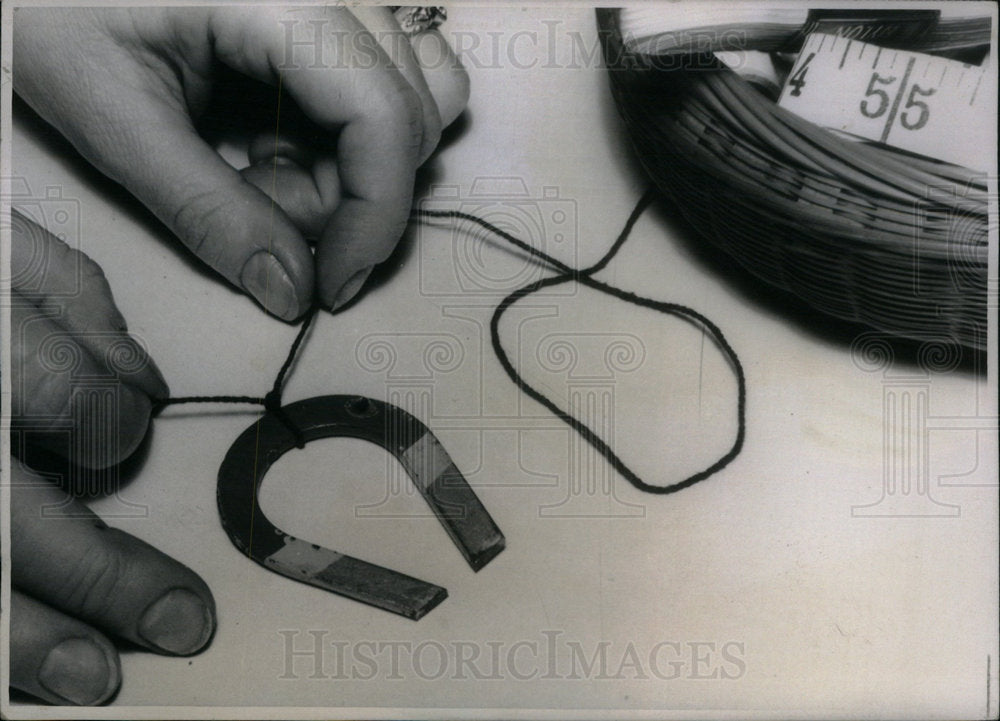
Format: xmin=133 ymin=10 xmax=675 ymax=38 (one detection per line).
xmin=778 ymin=33 xmax=996 ymax=172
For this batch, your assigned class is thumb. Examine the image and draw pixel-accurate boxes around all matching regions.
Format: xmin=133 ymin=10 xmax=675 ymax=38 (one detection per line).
xmin=10 ymin=296 xmax=153 ymax=469
xmin=13 ymin=13 xmax=313 ymax=320
xmin=11 ymin=467 xmax=216 ymax=657
xmin=95 ymin=100 xmax=315 ymax=321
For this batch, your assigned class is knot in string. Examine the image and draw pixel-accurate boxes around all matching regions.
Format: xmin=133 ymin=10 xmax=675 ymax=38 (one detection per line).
xmin=263 ymin=390 xmax=305 ymax=449
xmin=154 ymin=304 xmax=319 ymax=449
xmin=262 ymin=389 xmax=283 ymax=414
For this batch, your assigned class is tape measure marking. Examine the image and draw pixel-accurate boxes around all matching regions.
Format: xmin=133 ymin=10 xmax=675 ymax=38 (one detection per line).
xmin=778 ymin=33 xmax=994 ymax=171
xmin=879 ymin=56 xmax=914 ymax=142
xmin=970 ymin=72 xmax=982 ymax=104
xmin=839 ymin=39 xmax=852 ymax=68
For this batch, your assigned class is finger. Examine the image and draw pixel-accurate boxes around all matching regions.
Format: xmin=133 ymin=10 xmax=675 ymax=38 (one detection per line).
xmin=9 ymin=590 xmax=121 ymax=706
xmin=242 ymin=133 xmax=341 ymax=240
xmin=243 ymin=25 xmax=468 ymax=292
xmin=9 ymin=209 xmax=169 ymax=400
xmin=11 ymin=470 xmax=216 ymax=656
xmin=351 ymin=5 xmax=442 ymax=163
xmin=409 ymin=28 xmax=470 ymax=128
xmin=247 ymin=133 xmax=316 ymax=168
xmin=107 ymin=105 xmax=314 ymax=321
xmin=10 ymin=294 xmax=152 ymax=469
xmin=13 ymin=13 xmax=313 ymax=321
xmin=209 ymin=6 xmax=424 ymax=309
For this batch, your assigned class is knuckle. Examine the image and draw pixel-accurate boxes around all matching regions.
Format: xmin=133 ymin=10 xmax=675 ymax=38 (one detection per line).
xmin=169 ymin=188 xmax=233 ymax=268
xmin=55 ymin=537 xmax=132 ymax=621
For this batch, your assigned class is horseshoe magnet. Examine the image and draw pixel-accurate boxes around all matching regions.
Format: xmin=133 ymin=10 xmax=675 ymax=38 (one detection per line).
xmin=217 ymin=395 xmax=505 ymax=620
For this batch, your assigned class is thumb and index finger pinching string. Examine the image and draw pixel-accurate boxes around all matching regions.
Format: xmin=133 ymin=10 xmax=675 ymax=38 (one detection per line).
xmin=151 ymin=190 xmax=746 ymax=619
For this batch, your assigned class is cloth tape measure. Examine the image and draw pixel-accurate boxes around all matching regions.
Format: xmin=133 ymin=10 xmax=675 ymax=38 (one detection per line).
xmin=778 ymin=33 xmax=995 ymax=172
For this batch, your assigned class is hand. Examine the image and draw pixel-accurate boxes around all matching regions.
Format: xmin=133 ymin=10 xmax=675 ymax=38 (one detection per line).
xmin=13 ymin=6 xmax=470 ymax=319
xmin=7 ymin=211 xmax=216 ymax=705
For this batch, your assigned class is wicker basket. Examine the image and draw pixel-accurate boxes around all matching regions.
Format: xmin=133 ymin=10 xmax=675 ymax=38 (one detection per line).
xmin=597 ymin=9 xmax=989 ymax=351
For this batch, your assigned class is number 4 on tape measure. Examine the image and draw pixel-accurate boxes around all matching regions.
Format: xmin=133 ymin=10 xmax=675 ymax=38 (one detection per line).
xmin=788 ymin=52 xmax=815 ymax=96
xmin=778 ymin=33 xmax=996 ymax=172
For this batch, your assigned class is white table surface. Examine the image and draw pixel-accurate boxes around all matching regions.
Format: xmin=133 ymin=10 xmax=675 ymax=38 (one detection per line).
xmin=7 ymin=4 xmax=999 ymax=718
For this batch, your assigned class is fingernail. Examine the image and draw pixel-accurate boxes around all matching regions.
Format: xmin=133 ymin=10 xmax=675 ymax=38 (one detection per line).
xmin=138 ymin=588 xmax=214 ymax=655
xmin=241 ymin=251 xmax=299 ymax=321
xmin=331 ymin=265 xmax=374 ymax=310
xmin=39 ymin=638 xmax=119 ymax=705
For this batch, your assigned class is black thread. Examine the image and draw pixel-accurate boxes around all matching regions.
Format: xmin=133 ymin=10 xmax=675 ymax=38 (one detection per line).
xmin=152 ymin=395 xmax=265 ymax=409
xmin=154 ymin=305 xmax=319 ymax=448
xmin=413 ymin=188 xmax=746 ymax=494
xmin=418 ymin=208 xmax=576 ymax=275
xmin=153 ymin=192 xmax=745 ymax=492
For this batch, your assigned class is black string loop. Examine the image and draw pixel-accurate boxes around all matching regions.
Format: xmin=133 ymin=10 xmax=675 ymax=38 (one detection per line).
xmin=412 ymin=188 xmax=747 ymax=495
